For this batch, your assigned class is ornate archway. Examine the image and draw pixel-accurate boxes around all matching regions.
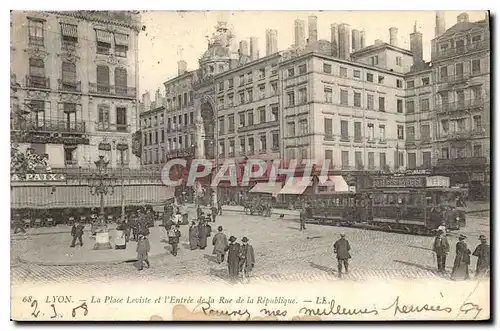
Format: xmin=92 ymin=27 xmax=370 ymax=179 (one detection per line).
xmin=200 ymin=102 xmax=215 ymax=159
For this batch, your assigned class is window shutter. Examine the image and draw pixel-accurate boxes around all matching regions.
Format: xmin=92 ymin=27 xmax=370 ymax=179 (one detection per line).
xmin=394 ymin=150 xmax=398 ymax=168
xmin=114 ymin=68 xmax=127 ymax=87
xmin=62 ymin=62 xmax=76 ymax=82
xmin=96 ymin=65 xmax=109 ymax=85
xmin=29 ymin=58 xmax=45 ymax=77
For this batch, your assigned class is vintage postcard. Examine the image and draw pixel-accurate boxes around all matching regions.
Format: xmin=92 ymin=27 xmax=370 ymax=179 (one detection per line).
xmin=10 ymin=10 xmax=490 ymax=321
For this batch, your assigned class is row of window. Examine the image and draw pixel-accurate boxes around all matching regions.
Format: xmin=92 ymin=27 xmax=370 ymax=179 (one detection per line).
xmin=322 ymin=150 xmax=394 ymax=170
xmin=322 ymin=62 xmax=402 ymax=86
xmin=28 ymin=57 xmax=129 ymax=93
xmin=218 ymin=132 xmax=280 ymax=156
xmin=218 ymin=64 xmax=278 ymax=91
xmin=438 ymin=115 xmax=483 ymax=136
xmin=437 ymin=86 xmax=483 ymax=106
xmin=440 ymin=145 xmax=484 ymax=159
xmin=219 ymin=104 xmax=279 ymax=134
xmin=165 ymin=91 xmax=194 ymax=111
xmin=439 ymin=59 xmax=482 ymax=81
xmin=144 ymin=132 xmax=195 ymax=150
xmin=438 ymin=33 xmax=485 ymax=55
xmin=217 ymin=81 xmax=278 ymax=109
xmin=320 ymin=86 xmax=389 ymax=111
xmin=17 ymin=99 xmax=127 ymax=133
xmin=28 ymin=18 xmax=129 ymax=57
xmin=142 ymin=112 xmax=195 ymax=130
xmin=322 ymin=119 xmax=388 ymax=142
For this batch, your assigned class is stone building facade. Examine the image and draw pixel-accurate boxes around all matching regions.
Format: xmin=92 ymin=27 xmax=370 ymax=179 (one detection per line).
xmin=10 ymin=10 xmax=142 ymax=169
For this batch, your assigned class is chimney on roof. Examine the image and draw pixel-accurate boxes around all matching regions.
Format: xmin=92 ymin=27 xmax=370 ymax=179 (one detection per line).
xmin=360 ymin=30 xmax=366 ymax=49
xmin=142 ymin=91 xmax=151 ymax=110
xmin=239 ymin=40 xmax=249 ymax=57
xmin=389 ymin=27 xmax=398 ymax=46
xmin=457 ymin=12 xmax=469 ymax=23
xmin=250 ymin=37 xmax=259 ymax=60
xmin=308 ymin=15 xmax=318 ymax=44
xmin=338 ymin=23 xmax=351 ymax=60
xmin=410 ymin=22 xmax=423 ymax=68
xmin=435 ymin=11 xmax=446 ymax=37
xmin=177 ymin=60 xmax=187 ymax=76
xmin=352 ymin=29 xmax=361 ymax=51
xmin=330 ymin=23 xmax=339 ymax=57
xmin=294 ymin=19 xmax=306 ymax=49
xmin=266 ymin=29 xmax=278 ymax=56
xmin=374 ymin=39 xmax=384 ymax=45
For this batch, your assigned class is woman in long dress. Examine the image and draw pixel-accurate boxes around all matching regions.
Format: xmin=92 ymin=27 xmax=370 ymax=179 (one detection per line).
xmin=451 ymin=234 xmax=471 ymax=280
xmin=188 ymin=221 xmax=199 ymax=250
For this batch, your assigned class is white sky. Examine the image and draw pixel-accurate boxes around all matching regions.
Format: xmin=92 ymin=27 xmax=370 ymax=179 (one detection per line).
xmin=138 ymin=10 xmax=487 ymax=96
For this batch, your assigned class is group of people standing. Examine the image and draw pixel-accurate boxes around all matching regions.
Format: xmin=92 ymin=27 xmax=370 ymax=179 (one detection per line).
xmin=432 ymin=231 xmax=490 ymax=280
xmin=213 ymin=229 xmax=255 ymax=283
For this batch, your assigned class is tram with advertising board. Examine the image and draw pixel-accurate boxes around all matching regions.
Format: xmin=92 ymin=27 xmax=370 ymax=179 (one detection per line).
xmin=303 ymin=175 xmax=467 ymax=235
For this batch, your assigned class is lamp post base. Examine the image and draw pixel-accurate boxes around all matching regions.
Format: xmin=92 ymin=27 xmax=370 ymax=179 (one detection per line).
xmin=93 ymin=232 xmax=113 ymax=250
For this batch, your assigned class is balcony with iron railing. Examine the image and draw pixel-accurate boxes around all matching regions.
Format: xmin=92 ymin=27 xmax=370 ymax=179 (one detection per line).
xmin=237 ymin=120 xmax=279 ymax=133
xmin=436 ymin=156 xmax=488 ymax=167
xmin=436 ymin=98 xmax=484 ymax=113
xmin=61 ymin=40 xmax=78 ymax=52
xmin=96 ymin=122 xmax=129 ymax=133
xmin=25 ymin=75 xmax=50 ymax=89
xmin=58 ymin=79 xmax=81 ymax=92
xmin=437 ymin=73 xmax=471 ymax=85
xmin=89 ymin=83 xmax=136 ymax=98
xmin=12 ymin=117 xmax=86 ymax=134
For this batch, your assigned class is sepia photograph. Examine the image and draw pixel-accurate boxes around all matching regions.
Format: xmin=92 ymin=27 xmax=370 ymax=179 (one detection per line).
xmin=9 ymin=8 xmax=491 ymax=321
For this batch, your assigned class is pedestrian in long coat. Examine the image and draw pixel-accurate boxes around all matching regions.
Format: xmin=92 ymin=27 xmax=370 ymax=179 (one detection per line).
xmin=212 ymin=226 xmax=229 ymax=263
xmin=333 ymin=233 xmax=351 ymax=277
xmin=211 ymin=206 xmax=218 ymax=223
xmin=198 ymin=221 xmax=211 ymax=249
xmin=299 ymin=209 xmax=307 ymax=231
xmin=188 ymin=221 xmax=199 ymax=250
xmin=472 ymin=235 xmax=490 ymax=278
xmin=239 ymin=237 xmax=255 ymax=280
xmin=451 ymin=234 xmax=471 ymax=281
xmin=218 ymin=200 xmax=222 ymax=216
xmin=135 ymin=234 xmax=150 ymax=271
xmin=70 ymin=221 xmax=84 ymax=247
xmin=225 ymin=236 xmax=241 ymax=281
xmin=197 ymin=205 xmax=203 ymax=220
xmin=168 ymin=224 xmax=181 ymax=256
xmin=432 ymin=230 xmax=450 ymax=274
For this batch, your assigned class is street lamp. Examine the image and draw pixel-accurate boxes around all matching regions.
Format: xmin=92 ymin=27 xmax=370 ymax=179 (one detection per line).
xmin=88 ymin=155 xmax=117 ymax=250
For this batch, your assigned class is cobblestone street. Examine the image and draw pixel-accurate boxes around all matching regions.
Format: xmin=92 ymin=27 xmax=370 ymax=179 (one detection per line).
xmin=11 ymin=208 xmax=490 ymax=285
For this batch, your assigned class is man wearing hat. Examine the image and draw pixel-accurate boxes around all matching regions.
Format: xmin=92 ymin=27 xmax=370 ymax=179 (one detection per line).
xmin=168 ymin=224 xmax=182 ymax=256
xmin=472 ymin=235 xmax=490 ymax=278
xmin=188 ymin=221 xmax=199 ymax=250
xmin=70 ymin=220 xmax=85 ymax=248
xmin=135 ymin=233 xmax=150 ymax=271
xmin=239 ymin=237 xmax=255 ymax=281
xmin=333 ymin=233 xmax=351 ymax=277
xmin=212 ymin=226 xmax=229 ymax=263
xmin=197 ymin=219 xmax=211 ymax=250
xmin=432 ymin=229 xmax=450 ymax=274
xmin=225 ymin=236 xmax=241 ymax=281
xmin=451 ymin=234 xmax=471 ymax=281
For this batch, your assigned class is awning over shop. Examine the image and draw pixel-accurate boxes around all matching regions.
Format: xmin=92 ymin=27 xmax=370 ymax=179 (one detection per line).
xmin=95 ymin=29 xmax=112 ymax=43
xmin=11 ymin=184 xmax=175 ymax=209
xmin=249 ymin=182 xmax=283 ymax=197
xmin=317 ymin=175 xmax=349 ymax=192
xmin=278 ymin=177 xmax=312 ymax=195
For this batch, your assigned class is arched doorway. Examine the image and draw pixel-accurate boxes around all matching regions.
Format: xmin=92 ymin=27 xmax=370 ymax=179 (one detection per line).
xmin=200 ymin=102 xmax=215 ymax=159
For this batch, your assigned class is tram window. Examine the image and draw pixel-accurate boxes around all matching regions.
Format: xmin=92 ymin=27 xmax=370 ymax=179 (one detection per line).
xmin=373 ymin=194 xmax=382 ymax=205
xmin=388 ymin=194 xmax=396 ymax=205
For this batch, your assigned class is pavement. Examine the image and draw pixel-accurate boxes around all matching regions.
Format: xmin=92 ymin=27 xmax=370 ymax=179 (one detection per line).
xmin=17 ymin=223 xmax=170 ymax=266
xmin=11 ymin=206 xmax=490 ymax=285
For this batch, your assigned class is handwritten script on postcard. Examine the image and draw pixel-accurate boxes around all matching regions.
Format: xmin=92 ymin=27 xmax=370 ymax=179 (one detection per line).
xmin=11 ymin=279 xmax=489 ymax=321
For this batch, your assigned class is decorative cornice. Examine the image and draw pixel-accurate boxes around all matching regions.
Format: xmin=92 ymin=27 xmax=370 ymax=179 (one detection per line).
xmin=59 ymin=93 xmax=82 ymax=103
xmin=49 ymin=11 xmax=141 ymax=32
xmin=26 ymin=90 xmax=50 ymax=99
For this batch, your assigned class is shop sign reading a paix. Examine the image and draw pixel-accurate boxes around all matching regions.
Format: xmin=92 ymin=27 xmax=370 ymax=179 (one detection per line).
xmin=11 ymin=173 xmax=67 ymax=182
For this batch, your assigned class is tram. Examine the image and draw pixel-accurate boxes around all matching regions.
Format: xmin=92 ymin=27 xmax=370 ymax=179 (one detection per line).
xmin=304 ymin=175 xmax=467 ymax=235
